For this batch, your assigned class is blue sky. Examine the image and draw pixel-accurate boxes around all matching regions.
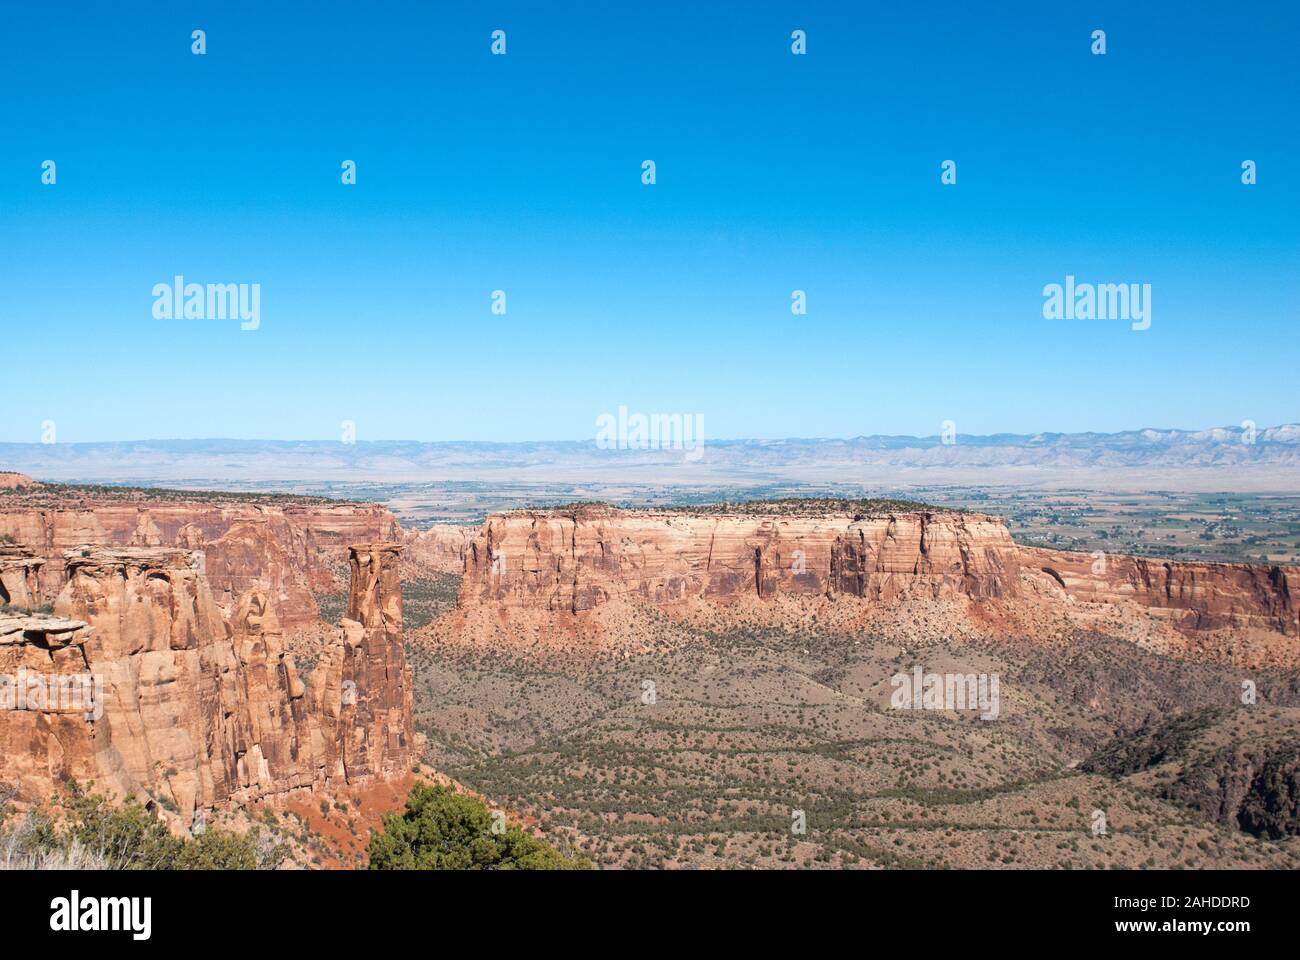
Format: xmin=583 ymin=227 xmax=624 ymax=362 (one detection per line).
xmin=2 ymin=1 xmax=1296 ymax=443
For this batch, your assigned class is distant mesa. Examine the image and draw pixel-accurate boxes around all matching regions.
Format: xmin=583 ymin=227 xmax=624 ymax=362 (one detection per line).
xmin=458 ymin=501 xmax=1300 ymax=645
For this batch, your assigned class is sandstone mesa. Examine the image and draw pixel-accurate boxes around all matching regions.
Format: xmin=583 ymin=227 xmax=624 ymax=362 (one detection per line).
xmin=458 ymin=504 xmax=1298 ymax=642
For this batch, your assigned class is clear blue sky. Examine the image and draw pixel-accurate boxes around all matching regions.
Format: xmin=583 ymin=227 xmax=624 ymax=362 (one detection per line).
xmin=2 ymin=1 xmax=1296 ymax=443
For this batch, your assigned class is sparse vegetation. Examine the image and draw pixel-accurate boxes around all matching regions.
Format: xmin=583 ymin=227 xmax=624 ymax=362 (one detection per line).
xmin=511 ymin=497 xmax=946 ymax=518
xmin=0 ymin=784 xmax=288 ymax=870
xmin=0 ymin=481 xmax=354 ymax=506
xmin=410 ymin=601 xmax=1300 ymax=870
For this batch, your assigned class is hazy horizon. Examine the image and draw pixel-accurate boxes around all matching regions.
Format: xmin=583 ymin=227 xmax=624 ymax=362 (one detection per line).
xmin=2 ymin=420 xmax=1299 ymax=448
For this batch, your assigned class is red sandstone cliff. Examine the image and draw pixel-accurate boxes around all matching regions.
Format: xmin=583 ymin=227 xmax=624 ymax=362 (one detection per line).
xmin=461 ymin=506 xmax=1022 ymax=612
xmin=319 ymin=544 xmax=414 ymax=783
xmin=0 ymin=543 xmax=414 ymax=817
xmin=456 ymin=506 xmax=1300 ymax=642
xmin=1023 ymin=545 xmax=1298 ymax=636
xmin=0 ymin=545 xmax=44 ymax=609
xmin=0 ymin=610 xmax=99 ymax=802
xmin=0 ymin=494 xmax=400 ymax=630
xmin=402 ymin=523 xmax=475 ymax=578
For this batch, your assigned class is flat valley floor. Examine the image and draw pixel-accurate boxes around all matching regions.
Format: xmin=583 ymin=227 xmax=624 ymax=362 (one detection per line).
xmin=405 ymin=581 xmax=1300 ymax=870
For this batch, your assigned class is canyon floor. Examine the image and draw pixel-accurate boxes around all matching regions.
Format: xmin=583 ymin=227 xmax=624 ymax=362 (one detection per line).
xmin=409 ymin=588 xmax=1300 ymax=870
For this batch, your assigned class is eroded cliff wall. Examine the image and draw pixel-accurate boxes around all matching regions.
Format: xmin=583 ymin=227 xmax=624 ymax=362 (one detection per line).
xmin=402 ymin=524 xmax=475 ymax=578
xmin=461 ymin=507 xmax=1022 ymax=612
xmin=0 ymin=497 xmax=400 ymax=630
xmin=0 ymin=543 xmax=414 ymax=815
xmin=0 ymin=612 xmax=102 ymax=801
xmin=457 ymin=507 xmax=1300 ymax=639
xmin=1025 ymin=546 xmax=1299 ymax=636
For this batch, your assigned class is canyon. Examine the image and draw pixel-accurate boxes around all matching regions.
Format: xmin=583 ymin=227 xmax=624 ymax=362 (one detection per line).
xmin=4 ymin=483 xmax=1300 ymax=868
xmin=421 ymin=503 xmax=1300 ymax=867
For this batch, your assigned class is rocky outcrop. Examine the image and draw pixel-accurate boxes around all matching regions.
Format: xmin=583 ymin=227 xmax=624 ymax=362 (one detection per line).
xmin=1083 ymin=709 xmax=1300 ymax=839
xmin=0 ymin=612 xmax=100 ymax=799
xmin=0 ymin=546 xmax=45 ymax=609
xmin=0 ymin=496 xmax=400 ymax=629
xmin=0 ymin=543 xmax=414 ymax=816
xmin=1024 ymin=546 xmax=1299 ymax=636
xmin=457 ymin=506 xmax=1300 ymax=641
xmin=402 ymin=524 xmax=475 ymax=578
xmin=0 ymin=472 xmax=36 ymax=490
xmin=461 ymin=506 xmax=1022 ymax=613
xmin=313 ymin=544 xmax=413 ymax=784
xmin=1159 ymin=742 xmax=1300 ymax=838
xmin=200 ymin=520 xmax=320 ymax=629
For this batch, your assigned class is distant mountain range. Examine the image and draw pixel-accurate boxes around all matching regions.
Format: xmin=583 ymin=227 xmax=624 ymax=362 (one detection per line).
xmin=2 ymin=425 xmax=1298 ymax=491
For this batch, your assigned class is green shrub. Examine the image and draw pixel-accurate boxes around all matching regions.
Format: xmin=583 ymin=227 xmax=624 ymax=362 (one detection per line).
xmin=1 ymin=785 xmax=284 ymax=870
xmin=367 ymin=784 xmax=589 ymax=870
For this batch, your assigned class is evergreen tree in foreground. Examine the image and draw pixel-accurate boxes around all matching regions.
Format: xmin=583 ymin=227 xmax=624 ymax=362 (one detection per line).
xmin=366 ymin=783 xmax=589 ymax=870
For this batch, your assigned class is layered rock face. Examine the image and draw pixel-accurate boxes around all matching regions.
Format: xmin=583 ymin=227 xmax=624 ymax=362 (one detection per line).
xmin=313 ymin=544 xmax=413 ymax=783
xmin=0 ymin=612 xmax=100 ymax=800
xmin=1024 ymin=546 xmax=1299 ymax=636
xmin=0 ymin=498 xmax=400 ymax=630
xmin=461 ymin=507 xmax=1022 ymax=613
xmin=458 ymin=507 xmax=1300 ymax=640
xmin=0 ymin=543 xmax=414 ymax=815
xmin=199 ymin=520 xmax=319 ymax=630
xmin=0 ymin=546 xmax=45 ymax=609
xmin=402 ymin=524 xmax=475 ymax=577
